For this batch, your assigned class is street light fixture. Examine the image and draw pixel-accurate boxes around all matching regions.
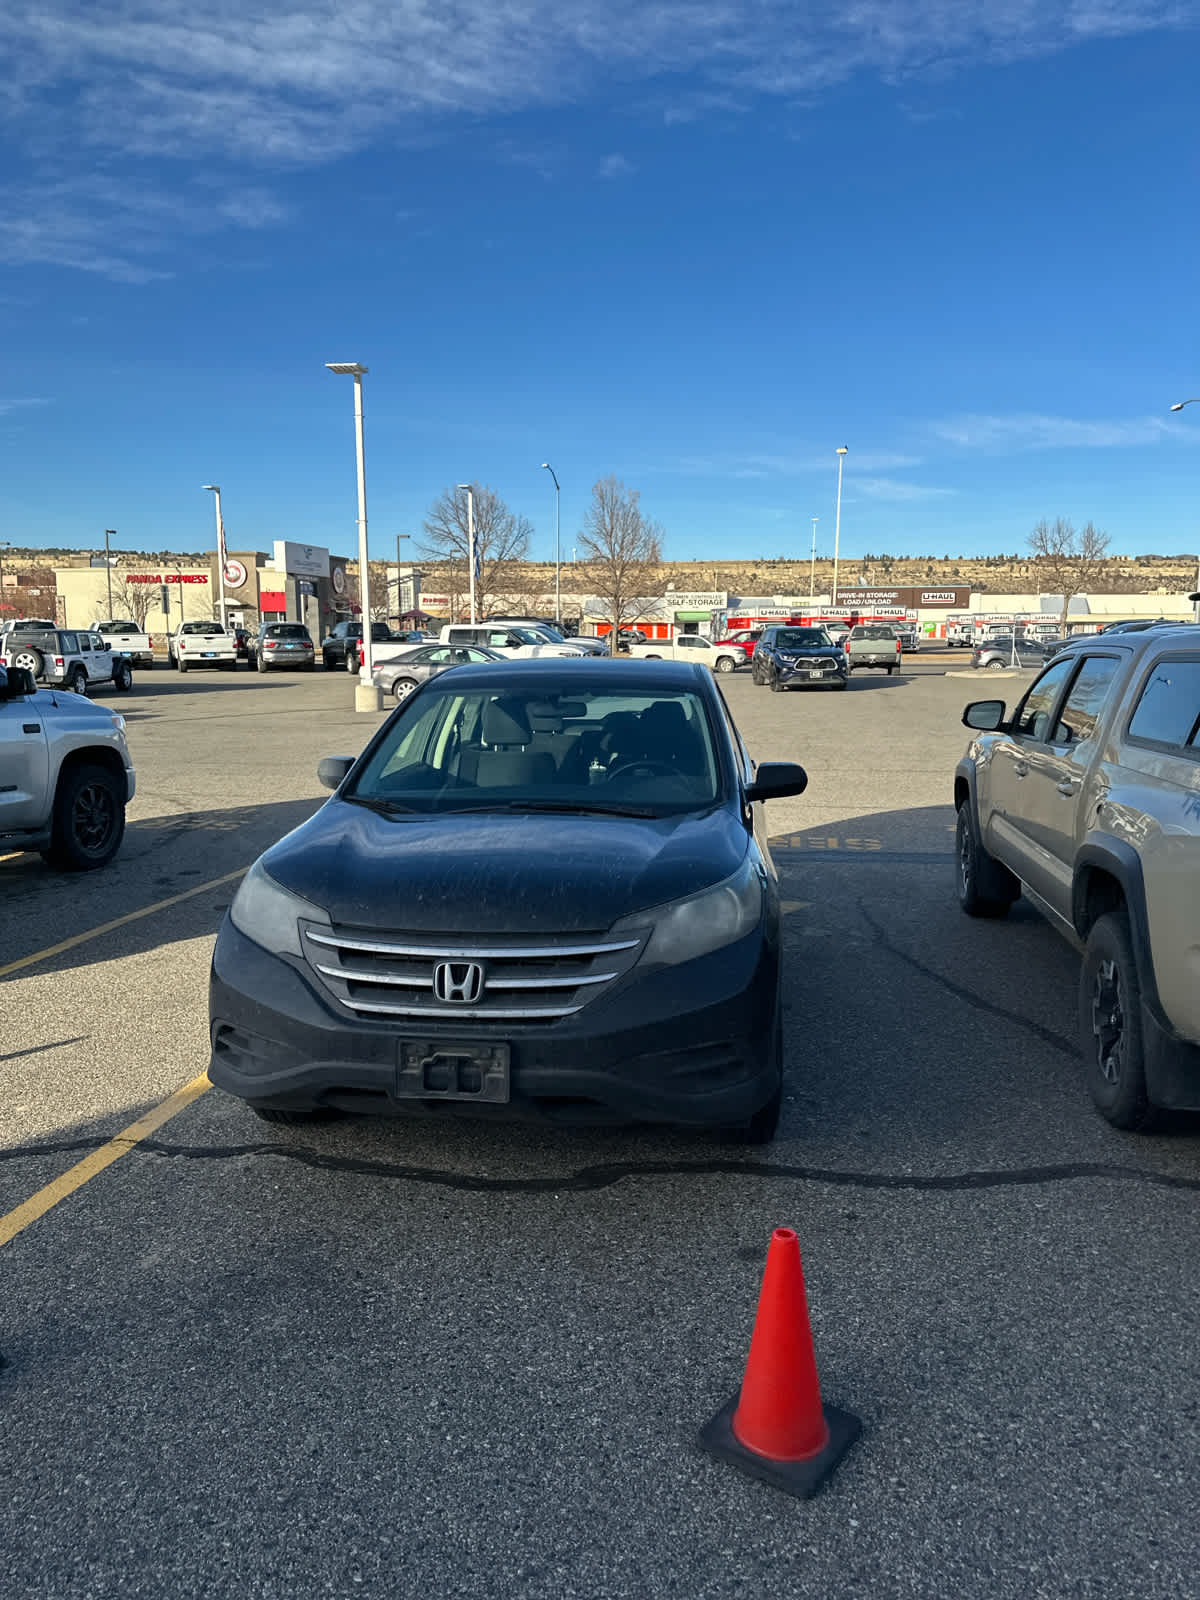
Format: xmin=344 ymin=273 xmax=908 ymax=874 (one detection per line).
xmin=1169 ymin=399 xmax=1198 ymax=412
xmin=325 ymin=362 xmax=381 ymax=710
xmin=541 ymin=462 xmax=561 ymax=627
xmin=833 ymin=447 xmax=848 ymax=606
xmin=201 ymin=486 xmax=229 ymax=626
xmin=457 ymin=484 xmax=477 ymax=623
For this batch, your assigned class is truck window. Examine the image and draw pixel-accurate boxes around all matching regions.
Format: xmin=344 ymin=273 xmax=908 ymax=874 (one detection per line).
xmin=1126 ymin=657 xmax=1200 ymax=751
xmin=1051 ymin=656 xmax=1120 ymax=745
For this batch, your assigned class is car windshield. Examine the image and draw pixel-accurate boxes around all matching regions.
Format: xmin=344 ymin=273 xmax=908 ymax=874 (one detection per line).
xmin=181 ymin=621 xmax=223 ymax=634
xmin=774 ymin=629 xmax=831 ymax=648
xmin=265 ymin=624 xmax=309 ymax=639
xmin=348 ymin=684 xmax=722 ymax=816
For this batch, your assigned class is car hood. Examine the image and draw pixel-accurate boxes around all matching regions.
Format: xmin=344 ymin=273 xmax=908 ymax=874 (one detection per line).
xmin=262 ymin=802 xmax=746 ymax=932
xmin=776 ymin=643 xmax=842 ymax=658
xmin=31 ymin=688 xmax=121 ymax=722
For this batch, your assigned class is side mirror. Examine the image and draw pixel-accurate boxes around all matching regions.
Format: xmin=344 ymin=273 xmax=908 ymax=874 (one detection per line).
xmin=317 ymin=755 xmax=355 ymax=791
xmin=962 ymin=700 xmax=1006 ymax=731
xmin=745 ymin=761 xmax=808 ymax=803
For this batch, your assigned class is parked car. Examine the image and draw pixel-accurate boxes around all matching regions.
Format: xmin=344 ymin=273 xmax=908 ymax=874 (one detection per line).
xmin=93 ymin=619 xmax=154 ymax=669
xmin=891 ymin=626 xmax=921 ymax=653
xmin=0 ymin=617 xmax=56 ymax=637
xmin=971 ymin=636 xmax=1047 ymax=671
xmin=751 ymin=626 xmax=849 ymax=691
xmin=0 ymin=664 xmax=136 ymax=869
xmin=846 ymin=625 xmax=903 ymax=675
xmin=250 ymin=621 xmax=316 ymax=672
xmin=169 ymin=620 xmax=239 ymax=672
xmin=714 ymin=629 xmax=763 ymax=658
xmin=955 ymin=626 xmax=1200 ymax=1129
xmin=372 ymin=642 xmax=505 ymax=702
xmin=625 ymin=635 xmax=748 ymax=673
xmin=439 ymin=624 xmax=587 ymax=659
xmin=485 ymin=618 xmax=609 ymax=656
xmin=821 ymin=622 xmax=851 ymax=649
xmin=208 ymin=659 xmax=808 ymax=1141
xmin=322 ymin=620 xmax=406 ymax=672
xmin=0 ymin=626 xmax=133 ymax=695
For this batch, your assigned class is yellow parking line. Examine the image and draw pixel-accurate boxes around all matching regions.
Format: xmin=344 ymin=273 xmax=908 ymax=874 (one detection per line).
xmin=0 ymin=1072 xmax=212 ymax=1249
xmin=0 ymin=867 xmax=247 ymax=980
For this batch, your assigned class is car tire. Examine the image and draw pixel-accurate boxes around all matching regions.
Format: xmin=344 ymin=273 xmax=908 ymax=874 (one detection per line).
xmin=1079 ymin=912 xmax=1159 ymax=1132
xmin=392 ymin=677 xmax=418 ymax=703
xmin=986 ymin=659 xmax=1007 ymax=671
xmin=178 ymin=657 xmax=188 ymax=674
xmin=715 ymin=654 xmax=735 ymax=674
xmin=44 ymin=762 xmax=126 ymax=871
xmin=256 ymin=653 xmax=267 ymax=674
xmin=10 ymin=647 xmax=43 ymax=676
xmin=249 ymin=1105 xmax=340 ymax=1126
xmin=68 ymin=667 xmax=87 ymax=694
xmin=769 ymin=674 xmax=781 ymax=692
xmin=646 ymin=653 xmax=661 ymax=660
xmin=887 ymin=665 xmax=896 ymax=675
xmin=114 ymin=662 xmax=132 ymax=692
xmin=955 ymin=802 xmax=1018 ymax=917
xmin=835 ymin=679 xmax=848 ymax=690
xmin=346 ymin=649 xmax=359 ymax=673
xmin=322 ymin=652 xmax=334 ymax=671
xmin=722 ymin=1000 xmax=784 ymax=1145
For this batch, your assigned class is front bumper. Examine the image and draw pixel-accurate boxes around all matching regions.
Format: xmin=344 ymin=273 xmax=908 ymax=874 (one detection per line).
xmin=208 ymin=919 xmax=780 ymax=1128
xmin=776 ymin=662 xmax=847 ymax=686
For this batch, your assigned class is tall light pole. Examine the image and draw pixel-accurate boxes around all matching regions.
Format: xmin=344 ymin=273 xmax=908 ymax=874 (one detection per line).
xmin=201 ymin=486 xmax=228 ymax=625
xmin=833 ymin=447 xmax=849 ymax=608
xmin=1171 ymin=400 xmax=1200 ymax=617
xmin=326 ymin=362 xmax=381 ymax=711
xmin=541 ymin=462 xmax=561 ymax=626
xmin=395 ymin=533 xmax=411 ymax=620
xmin=458 ymin=484 xmax=477 ymax=623
xmin=104 ymin=529 xmax=116 ymax=618
xmin=0 ymin=540 xmax=10 ymax=621
xmin=809 ymin=517 xmax=818 ymax=600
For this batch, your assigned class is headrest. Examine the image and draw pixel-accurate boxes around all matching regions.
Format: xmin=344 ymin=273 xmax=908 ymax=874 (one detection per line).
xmin=482 ymin=698 xmax=532 ymax=745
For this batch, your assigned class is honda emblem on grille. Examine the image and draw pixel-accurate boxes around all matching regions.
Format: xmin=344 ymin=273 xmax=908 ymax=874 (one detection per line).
xmin=432 ymin=960 xmax=485 ymax=1004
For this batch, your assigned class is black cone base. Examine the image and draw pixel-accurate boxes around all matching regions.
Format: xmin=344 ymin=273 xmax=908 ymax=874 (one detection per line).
xmin=699 ymin=1394 xmax=862 ymax=1500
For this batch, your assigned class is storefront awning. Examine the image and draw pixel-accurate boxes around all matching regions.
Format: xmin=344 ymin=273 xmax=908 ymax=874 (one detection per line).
xmin=674 ymin=609 xmax=713 ymax=621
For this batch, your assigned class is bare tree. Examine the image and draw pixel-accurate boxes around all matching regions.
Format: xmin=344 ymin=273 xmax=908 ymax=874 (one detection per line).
xmin=106 ymin=575 xmax=157 ymax=628
xmin=419 ymin=485 xmax=533 ymax=620
xmin=1027 ymin=518 xmax=1112 ymax=633
xmin=578 ymin=477 xmax=669 ymax=654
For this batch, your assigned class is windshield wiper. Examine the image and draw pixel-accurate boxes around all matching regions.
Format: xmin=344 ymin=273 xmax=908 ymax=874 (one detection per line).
xmin=343 ymin=794 xmax=420 ymax=815
xmin=450 ymin=800 xmax=661 ymax=819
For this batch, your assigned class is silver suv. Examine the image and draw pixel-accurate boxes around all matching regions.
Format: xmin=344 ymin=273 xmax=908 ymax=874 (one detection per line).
xmin=954 ymin=626 xmax=1200 ymax=1130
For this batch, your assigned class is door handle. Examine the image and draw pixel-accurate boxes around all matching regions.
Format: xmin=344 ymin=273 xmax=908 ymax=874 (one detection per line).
xmin=1057 ymin=781 xmax=1077 ymax=797
xmin=1013 ymin=761 xmax=1029 ymax=778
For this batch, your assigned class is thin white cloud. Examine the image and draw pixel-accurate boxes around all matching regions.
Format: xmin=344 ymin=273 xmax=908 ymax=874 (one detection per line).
xmin=0 ymin=397 xmax=51 ymax=416
xmin=854 ymin=475 xmax=956 ymax=501
xmin=674 ymin=449 xmax=925 ymax=477
xmin=598 ymin=152 xmax=635 ymax=178
xmin=932 ymin=412 xmax=1188 ymax=450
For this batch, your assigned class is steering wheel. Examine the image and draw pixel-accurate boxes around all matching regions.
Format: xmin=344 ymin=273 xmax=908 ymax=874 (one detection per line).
xmin=606 ymin=758 xmax=678 ymax=782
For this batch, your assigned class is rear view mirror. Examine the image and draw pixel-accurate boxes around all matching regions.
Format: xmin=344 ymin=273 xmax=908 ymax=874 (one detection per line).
xmin=317 ymin=756 xmax=355 ymax=791
xmin=962 ymin=700 xmax=1006 ymax=731
xmin=745 ymin=761 xmax=808 ymax=803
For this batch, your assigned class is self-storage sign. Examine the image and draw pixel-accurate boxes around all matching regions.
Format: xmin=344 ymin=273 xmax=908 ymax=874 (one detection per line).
xmin=834 ymin=586 xmax=970 ymax=608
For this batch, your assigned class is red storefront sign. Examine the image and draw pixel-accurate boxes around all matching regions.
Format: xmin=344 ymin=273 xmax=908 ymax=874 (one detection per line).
xmin=259 ymin=590 xmax=287 ymax=612
xmin=125 ymin=573 xmax=210 ymax=584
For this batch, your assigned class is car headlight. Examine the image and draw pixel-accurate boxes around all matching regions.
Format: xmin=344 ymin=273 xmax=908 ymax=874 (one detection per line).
xmin=611 ymin=855 xmax=764 ymax=968
xmin=111 ymin=714 xmax=127 ymax=732
xmin=229 ymin=858 xmax=330 ymax=957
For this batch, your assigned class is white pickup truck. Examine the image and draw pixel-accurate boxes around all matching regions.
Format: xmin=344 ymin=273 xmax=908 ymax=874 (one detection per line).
xmin=0 ymin=664 xmax=136 ymax=869
xmin=94 ymin=619 xmax=155 ymax=669
xmin=169 ymin=621 xmax=239 ymax=672
xmin=625 ymin=635 xmax=748 ymax=674
xmin=438 ymin=624 xmax=587 ymax=660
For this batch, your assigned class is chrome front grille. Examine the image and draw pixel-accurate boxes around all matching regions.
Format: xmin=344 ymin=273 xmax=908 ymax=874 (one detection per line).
xmin=302 ymin=926 xmax=643 ymax=1022
xmin=783 ymin=655 xmax=839 ymax=670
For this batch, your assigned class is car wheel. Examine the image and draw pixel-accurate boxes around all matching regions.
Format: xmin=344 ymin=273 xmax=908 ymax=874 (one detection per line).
xmin=955 ymin=802 xmax=1018 ymax=917
xmin=769 ymin=674 xmax=781 ymax=692
xmin=256 ymin=653 xmax=267 ymax=673
xmin=715 ymin=654 xmax=735 ymax=674
xmin=178 ymin=657 xmax=188 ymax=674
xmin=44 ymin=762 xmax=125 ymax=871
xmin=722 ymin=1000 xmax=783 ymax=1145
xmin=646 ymin=653 xmax=661 ymax=660
xmin=322 ymin=652 xmax=334 ymax=671
xmin=68 ymin=667 xmax=87 ymax=694
xmin=10 ymin=647 xmax=43 ymax=676
xmin=114 ymin=662 xmax=132 ymax=692
xmin=346 ymin=649 xmax=359 ymax=673
xmin=249 ymin=1105 xmax=341 ymax=1125
xmin=834 ymin=679 xmax=848 ymax=690
xmin=887 ymin=664 xmax=896 ymax=675
xmin=392 ymin=677 xmax=418 ymax=703
xmin=1079 ymin=912 xmax=1158 ymax=1131
xmin=986 ymin=659 xmax=1007 ymax=671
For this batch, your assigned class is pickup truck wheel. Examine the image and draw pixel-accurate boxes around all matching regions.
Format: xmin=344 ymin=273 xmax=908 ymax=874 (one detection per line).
xmin=715 ymin=654 xmax=735 ymax=673
xmin=45 ymin=763 xmax=125 ymax=871
xmin=346 ymin=649 xmax=359 ymax=673
xmin=114 ymin=662 xmax=132 ymax=692
xmin=178 ymin=657 xmax=188 ymax=674
xmin=10 ymin=647 xmax=43 ymax=676
xmin=1080 ymin=913 xmax=1158 ymax=1131
xmin=68 ymin=667 xmax=87 ymax=694
xmin=645 ymin=653 xmax=661 ymax=660
xmin=955 ymin=802 xmax=1017 ymax=917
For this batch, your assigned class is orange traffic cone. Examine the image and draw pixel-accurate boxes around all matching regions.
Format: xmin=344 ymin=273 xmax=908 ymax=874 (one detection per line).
xmin=699 ymin=1227 xmax=860 ymax=1498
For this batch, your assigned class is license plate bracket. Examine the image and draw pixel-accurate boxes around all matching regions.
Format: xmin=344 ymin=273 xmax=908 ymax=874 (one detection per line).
xmin=396 ymin=1041 xmax=511 ymax=1103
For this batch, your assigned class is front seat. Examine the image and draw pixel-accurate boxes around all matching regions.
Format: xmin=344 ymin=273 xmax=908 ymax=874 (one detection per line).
xmin=472 ymin=698 xmax=556 ymax=789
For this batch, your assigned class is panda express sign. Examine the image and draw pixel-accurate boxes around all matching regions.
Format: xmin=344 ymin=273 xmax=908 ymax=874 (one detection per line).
xmin=834 ymin=586 xmax=970 ymax=609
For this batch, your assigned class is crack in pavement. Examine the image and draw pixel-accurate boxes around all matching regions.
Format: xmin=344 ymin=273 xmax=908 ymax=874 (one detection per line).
xmin=2 ymin=1137 xmax=1198 ymax=1193
xmin=856 ymin=901 xmax=1078 ymax=1057
xmin=0 ymin=1037 xmax=89 ymax=1064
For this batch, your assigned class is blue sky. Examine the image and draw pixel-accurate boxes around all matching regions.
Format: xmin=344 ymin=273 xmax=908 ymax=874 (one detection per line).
xmin=1 ymin=1 xmax=1198 ymax=565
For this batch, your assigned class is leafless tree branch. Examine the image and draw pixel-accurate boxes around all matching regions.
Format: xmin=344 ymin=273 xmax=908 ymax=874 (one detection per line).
xmin=578 ymin=476 xmax=669 ymax=654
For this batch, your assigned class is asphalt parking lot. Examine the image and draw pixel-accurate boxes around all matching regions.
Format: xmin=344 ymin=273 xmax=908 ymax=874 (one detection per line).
xmin=2 ymin=657 xmax=1198 ymax=1600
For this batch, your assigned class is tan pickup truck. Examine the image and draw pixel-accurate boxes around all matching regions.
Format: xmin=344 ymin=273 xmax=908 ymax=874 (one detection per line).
xmin=954 ymin=625 xmax=1200 ymax=1130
